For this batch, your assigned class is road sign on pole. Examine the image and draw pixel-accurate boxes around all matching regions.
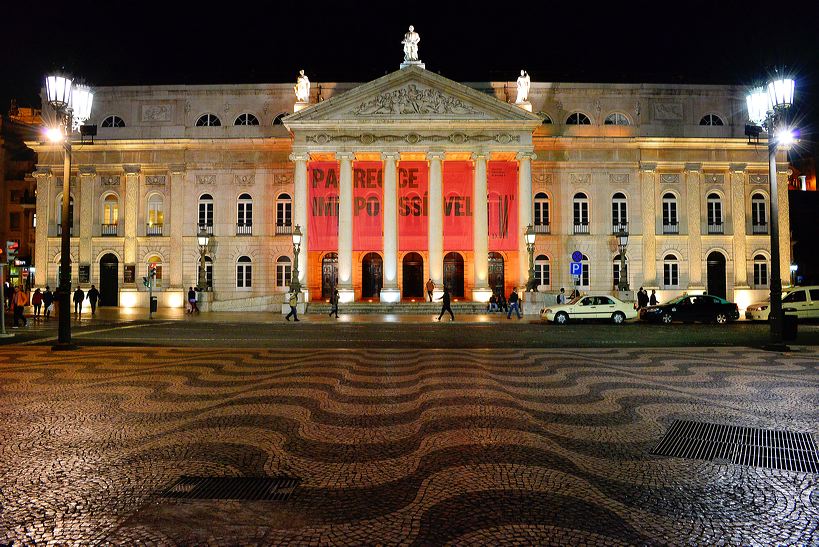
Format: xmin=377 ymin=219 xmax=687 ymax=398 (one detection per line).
xmin=570 ymin=262 xmax=582 ymax=276
xmin=571 ymin=251 xmax=583 ymax=263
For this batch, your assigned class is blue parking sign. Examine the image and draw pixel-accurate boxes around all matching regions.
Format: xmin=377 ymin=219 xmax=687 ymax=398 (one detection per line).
xmin=570 ymin=262 xmax=582 ymax=276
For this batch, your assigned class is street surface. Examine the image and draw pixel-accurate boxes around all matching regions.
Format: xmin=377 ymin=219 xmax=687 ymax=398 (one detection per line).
xmin=0 ymin=346 xmax=817 ymax=544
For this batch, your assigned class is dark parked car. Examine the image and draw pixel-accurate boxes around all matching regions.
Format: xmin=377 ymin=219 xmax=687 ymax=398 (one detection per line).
xmin=640 ymin=294 xmax=740 ymax=325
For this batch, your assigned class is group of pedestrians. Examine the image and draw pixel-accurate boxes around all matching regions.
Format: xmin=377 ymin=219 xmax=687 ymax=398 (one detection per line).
xmin=635 ymin=287 xmax=658 ymax=309
xmin=4 ymin=284 xmax=102 ymax=328
xmin=485 ymin=289 xmax=523 ymax=319
xmin=71 ymin=286 xmax=100 ymax=316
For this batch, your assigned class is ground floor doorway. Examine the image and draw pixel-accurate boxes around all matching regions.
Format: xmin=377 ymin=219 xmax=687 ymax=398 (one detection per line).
xmin=488 ymin=252 xmax=505 ymax=297
xmin=321 ymin=253 xmax=338 ymax=300
xmin=99 ymin=253 xmax=118 ymax=306
xmin=706 ymin=251 xmax=727 ymax=299
xmin=402 ymin=252 xmax=424 ymax=298
xmin=443 ymin=252 xmax=465 ymax=298
xmin=362 ymin=252 xmax=383 ymax=298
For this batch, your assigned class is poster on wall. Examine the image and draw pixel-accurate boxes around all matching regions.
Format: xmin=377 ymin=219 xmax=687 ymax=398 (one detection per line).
xmin=442 ymin=160 xmax=473 ymax=251
xmin=398 ymin=161 xmax=428 ymax=251
xmin=308 ymin=161 xmax=339 ymax=251
xmin=487 ymin=161 xmax=518 ymax=251
xmin=352 ymin=161 xmax=383 ymax=251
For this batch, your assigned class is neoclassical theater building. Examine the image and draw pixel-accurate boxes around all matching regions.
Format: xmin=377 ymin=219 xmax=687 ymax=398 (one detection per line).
xmin=30 ymin=55 xmax=789 ymax=312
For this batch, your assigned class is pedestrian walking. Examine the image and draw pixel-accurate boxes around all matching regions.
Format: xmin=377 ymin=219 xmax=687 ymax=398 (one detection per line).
xmin=436 ymin=285 xmax=454 ymax=321
xmin=187 ymin=287 xmax=199 ymax=314
xmin=649 ymin=289 xmax=658 ymax=306
xmin=43 ymin=286 xmax=54 ymax=320
xmin=328 ymin=288 xmax=339 ymax=318
xmin=86 ymin=285 xmax=100 ymax=316
xmin=507 ymin=288 xmax=522 ymax=319
xmin=556 ymin=287 xmax=566 ymax=304
xmin=11 ymin=286 xmax=28 ymax=327
xmin=32 ymin=288 xmax=43 ymax=318
xmin=286 ymin=291 xmax=300 ymax=321
xmin=425 ymin=279 xmax=435 ymax=302
xmin=73 ymin=287 xmax=85 ymax=316
xmin=636 ymin=287 xmax=649 ymax=310
xmin=498 ymin=293 xmax=508 ymax=313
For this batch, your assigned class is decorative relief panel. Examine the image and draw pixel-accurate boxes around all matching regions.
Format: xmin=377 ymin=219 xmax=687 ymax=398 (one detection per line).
xmin=652 ymin=102 xmax=684 ymax=121
xmin=274 ymin=172 xmax=294 ymax=186
xmin=234 ymin=174 xmax=255 ymax=185
xmin=660 ymin=174 xmax=680 ymax=184
xmin=609 ymin=173 xmax=629 ymax=184
xmin=55 ymin=177 xmax=78 ymax=186
xmin=141 ymin=104 xmax=172 ymax=122
xmin=570 ymin=173 xmax=591 ymax=185
xmin=749 ymin=174 xmax=769 ymax=184
xmin=100 ymin=175 xmax=121 ymax=186
xmin=145 ymin=175 xmax=167 ymax=186
xmin=351 ymin=84 xmax=480 ymax=116
xmin=703 ymin=174 xmax=725 ymax=184
xmin=196 ymin=175 xmax=216 ymax=185
xmin=533 ymin=171 xmax=553 ymax=185
xmin=305 ymin=132 xmax=519 ymax=145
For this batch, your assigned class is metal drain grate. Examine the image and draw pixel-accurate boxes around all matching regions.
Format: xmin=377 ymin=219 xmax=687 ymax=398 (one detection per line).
xmin=652 ymin=420 xmax=818 ymax=473
xmin=161 ymin=476 xmax=301 ymax=501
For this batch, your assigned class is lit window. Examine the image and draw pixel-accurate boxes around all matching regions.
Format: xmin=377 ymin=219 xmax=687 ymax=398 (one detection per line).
xmin=195 ymin=114 xmax=221 ymax=127
xmin=234 ymin=113 xmax=259 ymax=126
xmin=102 ymin=194 xmax=119 ymax=224
xmin=101 ymin=115 xmax=125 ymax=128
xmin=566 ymin=112 xmax=591 ymax=125
xmin=604 ymin=113 xmax=630 ymax=125
xmin=699 ymin=114 xmax=724 ymax=126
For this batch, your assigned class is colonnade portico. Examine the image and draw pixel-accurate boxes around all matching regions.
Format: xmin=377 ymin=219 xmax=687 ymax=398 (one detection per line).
xmin=289 ymin=148 xmax=535 ymax=303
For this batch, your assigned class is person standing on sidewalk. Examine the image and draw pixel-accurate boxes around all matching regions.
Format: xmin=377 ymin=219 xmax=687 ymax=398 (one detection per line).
xmin=649 ymin=289 xmax=658 ymax=306
xmin=86 ymin=285 xmax=100 ymax=316
xmin=328 ymin=288 xmax=339 ymax=318
xmin=11 ymin=286 xmax=28 ymax=327
xmin=507 ymin=288 xmax=522 ymax=319
xmin=42 ymin=286 xmax=53 ymax=320
xmin=556 ymin=288 xmax=566 ymax=304
xmin=436 ymin=286 xmax=454 ymax=321
xmin=32 ymin=288 xmax=43 ymax=319
xmin=286 ymin=291 xmax=300 ymax=322
xmin=426 ymin=279 xmax=435 ymax=302
xmin=187 ymin=287 xmax=199 ymax=314
xmin=73 ymin=287 xmax=85 ymax=316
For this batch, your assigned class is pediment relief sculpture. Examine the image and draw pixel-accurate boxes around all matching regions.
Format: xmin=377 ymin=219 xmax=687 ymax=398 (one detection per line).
xmin=351 ymin=84 xmax=480 ymax=117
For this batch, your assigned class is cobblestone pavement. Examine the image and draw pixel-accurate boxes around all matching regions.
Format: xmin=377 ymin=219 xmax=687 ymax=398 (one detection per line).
xmin=0 ymin=347 xmax=817 ymax=545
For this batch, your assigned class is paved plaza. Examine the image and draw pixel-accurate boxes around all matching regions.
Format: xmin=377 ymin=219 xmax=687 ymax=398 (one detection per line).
xmin=0 ymin=346 xmax=817 ymax=544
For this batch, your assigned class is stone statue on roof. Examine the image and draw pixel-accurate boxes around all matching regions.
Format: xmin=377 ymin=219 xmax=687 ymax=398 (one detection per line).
xmin=402 ymin=26 xmax=420 ymax=62
xmin=294 ymin=70 xmax=310 ymax=103
xmin=516 ymin=70 xmax=531 ymax=104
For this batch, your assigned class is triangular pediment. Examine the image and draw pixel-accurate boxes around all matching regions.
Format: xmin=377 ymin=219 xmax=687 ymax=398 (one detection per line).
xmin=284 ymin=65 xmax=541 ymax=127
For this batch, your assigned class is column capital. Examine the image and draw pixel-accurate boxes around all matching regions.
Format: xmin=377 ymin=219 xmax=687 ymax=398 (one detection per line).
xmin=33 ymin=166 xmax=52 ymax=178
xmin=381 ymin=151 xmax=400 ymax=161
xmin=123 ymin=164 xmax=141 ymax=175
xmin=471 ymin=150 xmax=488 ymax=161
xmin=79 ymin=166 xmax=96 ymax=176
xmin=684 ymin=162 xmax=702 ymax=172
xmin=639 ymin=162 xmax=657 ymax=172
xmin=169 ymin=163 xmax=186 ymax=174
xmin=427 ymin=150 xmax=445 ymax=161
xmin=288 ymin=152 xmax=310 ymax=162
xmin=729 ymin=163 xmax=748 ymax=173
xmin=336 ymin=151 xmax=355 ymax=161
xmin=516 ymin=151 xmax=536 ymax=161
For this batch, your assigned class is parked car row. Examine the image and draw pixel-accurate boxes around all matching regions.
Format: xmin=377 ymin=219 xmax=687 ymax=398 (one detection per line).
xmin=745 ymin=286 xmax=819 ymax=320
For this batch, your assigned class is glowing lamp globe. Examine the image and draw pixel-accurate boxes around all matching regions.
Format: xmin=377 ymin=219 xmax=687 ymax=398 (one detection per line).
xmin=292 ymin=225 xmax=303 ymax=247
xmin=69 ymin=84 xmax=94 ymax=123
xmin=524 ymin=224 xmax=535 ymax=245
xmin=767 ymin=78 xmax=795 ymax=110
xmin=45 ymin=73 xmax=73 ymax=109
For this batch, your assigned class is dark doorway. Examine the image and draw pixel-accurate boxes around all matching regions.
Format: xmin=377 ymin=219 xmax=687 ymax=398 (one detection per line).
xmin=321 ymin=253 xmax=338 ymax=300
xmin=362 ymin=252 xmax=383 ymax=298
xmin=99 ymin=253 xmax=119 ymax=306
xmin=706 ymin=251 xmax=727 ymax=299
xmin=443 ymin=252 xmax=465 ymax=298
xmin=402 ymin=252 xmax=424 ymax=298
xmin=488 ymin=252 xmax=505 ymax=297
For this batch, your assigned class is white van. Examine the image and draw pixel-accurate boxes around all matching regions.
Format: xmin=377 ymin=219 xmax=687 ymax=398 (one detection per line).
xmin=745 ymin=286 xmax=819 ymax=320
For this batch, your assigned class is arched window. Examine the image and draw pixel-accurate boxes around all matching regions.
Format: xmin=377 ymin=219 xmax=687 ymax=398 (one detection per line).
xmin=539 ymin=112 xmax=553 ymax=124
xmin=276 ymin=193 xmax=292 ymax=234
xmin=663 ymin=254 xmax=680 ymax=288
xmin=579 ymin=254 xmax=590 ymax=288
xmin=273 ymin=113 xmax=287 ymax=125
xmin=234 ymin=113 xmax=259 ymax=126
xmin=236 ymin=256 xmax=252 ymax=289
xmin=573 ymin=192 xmax=589 ymax=234
xmin=276 ymin=256 xmax=292 ymax=289
xmin=101 ymin=115 xmax=125 ymax=128
xmin=566 ymin=112 xmax=591 ymax=125
xmin=604 ymin=113 xmax=630 ymax=125
xmin=195 ymin=114 xmax=221 ymax=127
xmin=198 ymin=193 xmax=214 ymax=233
xmin=662 ymin=192 xmax=679 ymax=233
xmin=707 ymin=193 xmax=723 ymax=233
xmin=534 ymin=255 xmax=550 ymax=288
xmin=146 ymin=255 xmax=163 ymax=289
xmin=197 ymin=256 xmax=213 ymax=289
xmin=147 ymin=194 xmax=164 ymax=236
xmin=56 ymin=194 xmax=74 ymax=236
xmin=751 ymin=193 xmax=768 ymax=233
xmin=101 ymin=194 xmax=119 ymax=236
xmin=613 ymin=254 xmax=628 ymax=289
xmin=611 ymin=192 xmax=627 ymax=233
xmin=699 ymin=114 xmax=724 ymax=126
xmin=533 ymin=192 xmax=550 ymax=233
xmin=753 ymin=254 xmax=769 ymax=287
xmin=237 ymin=193 xmax=253 ymax=235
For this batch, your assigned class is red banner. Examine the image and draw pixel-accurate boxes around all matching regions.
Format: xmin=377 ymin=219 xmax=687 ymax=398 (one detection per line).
xmin=443 ymin=161 xmax=473 ymax=251
xmin=398 ymin=161 xmax=428 ymax=251
xmin=308 ymin=161 xmax=339 ymax=251
xmin=488 ymin=161 xmax=518 ymax=251
xmin=353 ymin=161 xmax=383 ymax=251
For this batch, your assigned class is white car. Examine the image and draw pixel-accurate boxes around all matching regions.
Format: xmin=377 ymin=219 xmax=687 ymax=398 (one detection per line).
xmin=541 ymin=293 xmax=638 ymax=325
xmin=746 ymin=287 xmax=819 ymax=320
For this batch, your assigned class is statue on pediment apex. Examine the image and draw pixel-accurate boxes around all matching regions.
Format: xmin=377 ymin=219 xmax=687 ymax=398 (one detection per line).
xmin=516 ymin=70 xmax=531 ymax=104
xmin=294 ymin=70 xmax=310 ymax=103
xmin=402 ymin=26 xmax=420 ymax=62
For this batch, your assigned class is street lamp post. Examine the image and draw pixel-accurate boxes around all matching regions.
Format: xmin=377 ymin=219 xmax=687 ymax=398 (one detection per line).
xmin=746 ymin=74 xmax=795 ymax=347
xmin=45 ymin=72 xmax=93 ymax=350
xmin=524 ymin=224 xmax=538 ymax=292
xmin=197 ymin=228 xmax=210 ymax=290
xmin=290 ymin=225 xmax=303 ymax=295
xmin=617 ymin=228 xmax=629 ymax=292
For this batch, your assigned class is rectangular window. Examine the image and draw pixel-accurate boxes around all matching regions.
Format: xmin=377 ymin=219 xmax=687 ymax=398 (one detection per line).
xmin=580 ymin=263 xmax=589 ymax=288
xmin=612 ymin=201 xmax=627 ymax=225
xmin=664 ymin=263 xmax=679 ymax=287
xmin=753 ymin=263 xmax=768 ymax=286
xmin=238 ymin=203 xmax=253 ymax=225
xmin=198 ymin=202 xmax=213 ymax=226
xmin=535 ymin=263 xmax=550 ymax=287
xmin=708 ymin=202 xmax=722 ymax=225
xmin=276 ymin=264 xmax=292 ymax=288
xmin=663 ymin=201 xmax=677 ymax=225
xmin=613 ymin=263 xmax=621 ymax=288
xmin=277 ymin=201 xmax=292 ymax=226
xmin=534 ymin=201 xmax=549 ymax=226
xmin=574 ymin=202 xmax=588 ymax=225
xmin=752 ymin=202 xmax=766 ymax=225
xmin=237 ymin=264 xmax=252 ymax=288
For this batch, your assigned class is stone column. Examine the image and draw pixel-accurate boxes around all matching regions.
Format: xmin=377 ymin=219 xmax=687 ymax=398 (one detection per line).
xmin=517 ymin=152 xmax=535 ymax=289
xmin=428 ymin=150 xmax=445 ymax=298
xmin=640 ymin=163 xmax=657 ymax=287
xmin=337 ymin=152 xmax=355 ymax=301
xmin=380 ymin=152 xmax=400 ymax=303
xmin=776 ymin=167 xmax=791 ymax=283
xmin=730 ymin=164 xmax=749 ymax=288
xmin=684 ymin=164 xmax=704 ymax=289
xmin=169 ymin=164 xmax=185 ymax=290
xmin=290 ymin=153 xmax=309 ymax=300
xmin=472 ymin=151 xmax=491 ymax=301
xmin=33 ymin=169 xmax=50 ymax=287
xmin=123 ymin=165 xmax=140 ymax=265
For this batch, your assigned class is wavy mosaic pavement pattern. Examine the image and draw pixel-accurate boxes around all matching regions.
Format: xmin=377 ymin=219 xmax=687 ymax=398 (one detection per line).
xmin=0 ymin=347 xmax=817 ymax=545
